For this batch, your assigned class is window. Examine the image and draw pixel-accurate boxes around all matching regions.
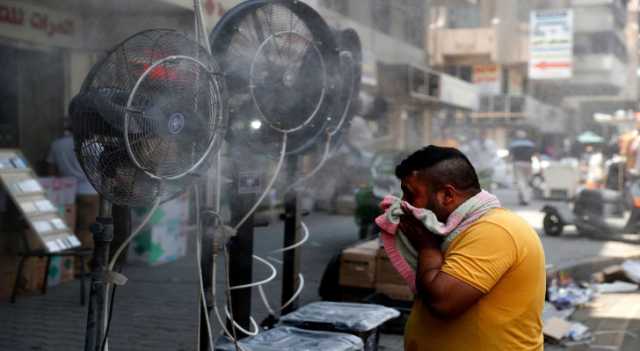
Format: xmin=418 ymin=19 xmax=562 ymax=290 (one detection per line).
xmin=447 ymin=5 xmax=481 ymax=29
xmin=402 ymin=0 xmax=425 ymax=48
xmin=442 ymin=65 xmax=473 ymax=83
xmin=574 ymin=32 xmax=628 ymax=63
xmin=493 ymin=95 xmax=506 ymax=113
xmin=459 ymin=66 xmax=472 ymax=83
xmin=510 ymin=96 xmax=525 ymax=113
xmin=480 ymin=96 xmax=491 ymax=113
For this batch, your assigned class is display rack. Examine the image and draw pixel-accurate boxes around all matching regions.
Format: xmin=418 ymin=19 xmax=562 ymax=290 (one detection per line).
xmin=0 ymin=149 xmax=81 ymax=252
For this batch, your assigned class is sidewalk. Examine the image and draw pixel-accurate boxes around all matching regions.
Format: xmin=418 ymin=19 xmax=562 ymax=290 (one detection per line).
xmin=2 ymin=188 xmax=640 ymax=350
xmin=559 ymin=292 xmax=640 ymax=350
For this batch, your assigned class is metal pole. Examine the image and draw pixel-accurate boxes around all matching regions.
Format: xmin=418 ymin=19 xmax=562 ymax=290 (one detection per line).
xmin=84 ymin=198 xmax=113 ymax=351
xmin=227 ymin=164 xmax=257 ymax=337
xmin=199 ymin=208 xmax=216 ymax=351
xmin=281 ymin=155 xmax=301 ymax=314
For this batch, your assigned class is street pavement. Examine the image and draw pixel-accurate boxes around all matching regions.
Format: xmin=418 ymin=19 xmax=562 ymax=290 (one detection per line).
xmin=2 ymin=188 xmax=640 ymax=350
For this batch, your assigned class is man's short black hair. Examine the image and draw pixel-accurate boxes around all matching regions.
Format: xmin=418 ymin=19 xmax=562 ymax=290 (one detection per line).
xmin=395 ymin=145 xmax=481 ymax=192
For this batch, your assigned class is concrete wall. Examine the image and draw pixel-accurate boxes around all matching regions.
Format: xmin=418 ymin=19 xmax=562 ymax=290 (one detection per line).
xmin=573 ymin=54 xmax=628 ymax=90
xmin=311 ymin=1 xmax=427 ymax=67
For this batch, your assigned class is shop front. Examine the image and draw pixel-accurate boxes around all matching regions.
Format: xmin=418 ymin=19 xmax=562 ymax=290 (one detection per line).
xmin=0 ymin=0 xmax=200 ymax=300
xmin=377 ymin=62 xmax=479 ymax=151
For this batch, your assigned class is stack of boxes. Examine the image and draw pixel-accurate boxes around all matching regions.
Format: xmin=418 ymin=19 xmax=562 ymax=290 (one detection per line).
xmin=339 ymin=239 xmax=414 ymax=302
xmin=128 ymin=194 xmax=189 ymax=266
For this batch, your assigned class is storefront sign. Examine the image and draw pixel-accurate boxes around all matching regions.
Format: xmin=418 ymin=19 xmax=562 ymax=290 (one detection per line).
xmin=0 ymin=0 xmax=82 ymax=48
xmin=473 ymin=64 xmax=501 ymax=94
xmin=529 ymin=9 xmax=573 ymax=79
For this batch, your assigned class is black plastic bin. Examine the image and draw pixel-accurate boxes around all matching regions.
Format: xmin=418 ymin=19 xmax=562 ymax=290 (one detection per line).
xmin=279 ymin=302 xmax=400 ymax=351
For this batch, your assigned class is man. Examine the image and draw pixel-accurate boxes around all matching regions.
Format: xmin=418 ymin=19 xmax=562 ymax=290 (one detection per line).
xmin=509 ymin=130 xmax=536 ymax=205
xmin=47 ymin=118 xmax=99 ymax=249
xmin=396 ymin=146 xmax=545 ymax=350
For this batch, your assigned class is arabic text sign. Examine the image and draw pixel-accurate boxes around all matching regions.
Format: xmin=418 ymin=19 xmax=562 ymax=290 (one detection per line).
xmin=529 ymin=9 xmax=573 ymax=80
xmin=0 ymin=0 xmax=82 ymax=48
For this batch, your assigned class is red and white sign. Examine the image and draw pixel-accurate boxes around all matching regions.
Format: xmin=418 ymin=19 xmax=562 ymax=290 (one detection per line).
xmin=0 ymin=0 xmax=81 ymax=48
xmin=473 ymin=64 xmax=501 ymax=94
xmin=529 ymin=9 xmax=573 ymax=80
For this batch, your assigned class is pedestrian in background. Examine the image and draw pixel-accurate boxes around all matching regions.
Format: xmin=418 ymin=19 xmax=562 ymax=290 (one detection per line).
xmin=46 ymin=117 xmax=99 ymax=250
xmin=509 ymin=130 xmax=536 ymax=206
xmin=460 ymin=129 xmax=498 ymax=190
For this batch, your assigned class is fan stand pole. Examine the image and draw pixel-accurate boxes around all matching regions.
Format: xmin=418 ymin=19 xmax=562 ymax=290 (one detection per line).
xmin=198 ymin=207 xmax=216 ymax=351
xmin=281 ymin=155 xmax=301 ymax=315
xmin=226 ymin=163 xmax=257 ymax=339
xmin=84 ymin=198 xmax=113 ymax=351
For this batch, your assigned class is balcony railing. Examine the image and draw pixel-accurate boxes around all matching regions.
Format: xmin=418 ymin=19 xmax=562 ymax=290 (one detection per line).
xmin=477 ymin=95 xmax=526 ymax=116
xmin=474 ymin=95 xmax=566 ymax=124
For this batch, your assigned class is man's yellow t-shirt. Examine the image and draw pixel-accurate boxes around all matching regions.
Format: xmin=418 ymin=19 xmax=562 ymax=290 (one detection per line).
xmin=404 ymin=208 xmax=546 ymax=351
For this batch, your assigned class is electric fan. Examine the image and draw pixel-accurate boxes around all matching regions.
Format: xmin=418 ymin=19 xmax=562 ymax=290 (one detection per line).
xmin=325 ymin=28 xmax=363 ymax=153
xmin=284 ymin=27 xmax=362 ymax=191
xmin=203 ymin=3 xmax=364 ymax=345
xmin=70 ymin=28 xmax=227 ymax=351
xmin=209 ymin=0 xmax=341 ymax=157
xmin=73 ymin=29 xmax=227 ymax=208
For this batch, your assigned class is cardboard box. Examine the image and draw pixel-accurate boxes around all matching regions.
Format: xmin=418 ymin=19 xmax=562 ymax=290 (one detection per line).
xmin=543 ymin=317 xmax=573 ymax=340
xmin=14 ymin=256 xmax=47 ymax=294
xmin=0 ymin=255 xmax=18 ymax=301
xmin=375 ymin=248 xmax=414 ymax=301
xmin=46 ymin=256 xmax=74 ymax=287
xmin=61 ymin=204 xmax=76 ymax=232
xmin=0 ymin=254 xmax=75 ymax=301
xmin=339 ymin=239 xmax=380 ymax=289
xmin=128 ymin=195 xmax=189 ymax=266
xmin=38 ymin=177 xmax=77 ymax=206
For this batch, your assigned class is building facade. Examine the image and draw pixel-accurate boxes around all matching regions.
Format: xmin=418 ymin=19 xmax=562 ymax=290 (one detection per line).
xmin=428 ymin=0 xmax=638 ymax=149
xmin=312 ymin=0 xmax=479 ymax=151
xmin=0 ymin=0 xmax=197 ymax=167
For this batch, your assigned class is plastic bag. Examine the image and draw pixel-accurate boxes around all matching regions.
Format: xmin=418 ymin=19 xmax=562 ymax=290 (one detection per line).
xmin=279 ymin=302 xmax=400 ymax=332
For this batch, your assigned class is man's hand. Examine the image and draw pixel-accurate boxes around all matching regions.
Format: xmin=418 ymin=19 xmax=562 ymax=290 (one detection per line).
xmin=398 ymin=214 xmax=483 ymax=320
xmin=398 ymin=214 xmax=440 ymax=251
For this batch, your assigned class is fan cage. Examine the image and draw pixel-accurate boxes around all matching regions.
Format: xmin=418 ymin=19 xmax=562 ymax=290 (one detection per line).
xmin=209 ymin=0 xmax=340 ymax=157
xmin=72 ymin=29 xmax=227 ymax=207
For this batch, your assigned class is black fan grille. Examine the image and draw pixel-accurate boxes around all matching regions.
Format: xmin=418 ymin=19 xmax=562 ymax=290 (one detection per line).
xmin=73 ymin=29 xmax=226 ymax=207
xmin=327 ymin=28 xmax=363 ymax=152
xmin=210 ymin=1 xmax=339 ymax=157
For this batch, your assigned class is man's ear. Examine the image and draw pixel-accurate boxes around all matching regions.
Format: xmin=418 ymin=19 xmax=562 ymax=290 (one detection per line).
xmin=441 ymin=185 xmax=456 ymax=206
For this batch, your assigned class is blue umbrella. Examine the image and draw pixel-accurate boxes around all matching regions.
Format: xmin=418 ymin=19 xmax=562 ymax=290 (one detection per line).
xmin=577 ymin=131 xmax=604 ymax=144
xmin=509 ymin=139 xmax=535 ymax=148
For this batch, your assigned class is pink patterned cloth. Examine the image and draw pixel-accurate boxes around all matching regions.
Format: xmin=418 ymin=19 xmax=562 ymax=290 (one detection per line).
xmin=374 ymin=191 xmax=501 ymax=292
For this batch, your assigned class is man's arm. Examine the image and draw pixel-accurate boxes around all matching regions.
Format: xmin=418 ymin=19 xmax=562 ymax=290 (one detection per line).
xmin=399 ymin=216 xmax=484 ymax=319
